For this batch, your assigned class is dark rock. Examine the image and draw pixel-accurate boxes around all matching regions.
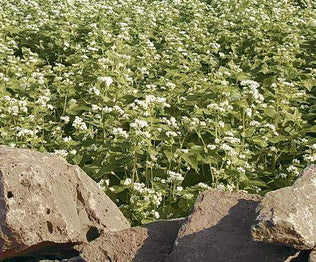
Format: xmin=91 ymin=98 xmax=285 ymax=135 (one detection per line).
xmin=168 ymin=189 xmax=298 ymax=262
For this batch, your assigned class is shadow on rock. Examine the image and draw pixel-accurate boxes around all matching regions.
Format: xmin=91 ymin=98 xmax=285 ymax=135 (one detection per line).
xmin=133 ymin=218 xmax=184 ymax=262
xmin=168 ymin=197 xmax=304 ymax=262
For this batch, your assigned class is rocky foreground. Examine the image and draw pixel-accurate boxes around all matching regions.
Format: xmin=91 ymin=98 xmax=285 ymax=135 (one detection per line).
xmin=0 ymin=146 xmax=315 ymax=261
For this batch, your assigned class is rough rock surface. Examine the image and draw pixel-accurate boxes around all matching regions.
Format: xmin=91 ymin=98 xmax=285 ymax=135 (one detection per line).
xmin=252 ymin=165 xmax=316 ymax=250
xmin=309 ymin=249 xmax=316 ymax=262
xmin=0 ymin=146 xmax=130 ymax=260
xmin=76 ymin=219 xmax=184 ymax=262
xmin=168 ymin=189 xmax=298 ymax=262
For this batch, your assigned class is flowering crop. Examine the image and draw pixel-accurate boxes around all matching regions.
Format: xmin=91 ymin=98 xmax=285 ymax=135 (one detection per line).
xmin=0 ymin=0 xmax=315 ymax=225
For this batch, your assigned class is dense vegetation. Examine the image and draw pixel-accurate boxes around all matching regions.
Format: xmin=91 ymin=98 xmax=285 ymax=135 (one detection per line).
xmin=0 ymin=0 xmax=315 ymax=224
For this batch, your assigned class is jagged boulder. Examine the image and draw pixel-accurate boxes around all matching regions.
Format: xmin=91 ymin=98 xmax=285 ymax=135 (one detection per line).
xmin=252 ymin=165 xmax=316 ymax=250
xmin=75 ymin=219 xmax=184 ymax=262
xmin=0 ymin=145 xmax=130 ymax=261
xmin=168 ymin=189 xmax=298 ymax=262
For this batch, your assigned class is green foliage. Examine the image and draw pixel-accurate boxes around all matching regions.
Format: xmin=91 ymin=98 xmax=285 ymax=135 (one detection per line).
xmin=0 ymin=0 xmax=315 ymax=225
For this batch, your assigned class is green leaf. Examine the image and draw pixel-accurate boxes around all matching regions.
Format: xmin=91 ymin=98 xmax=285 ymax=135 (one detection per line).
xmin=180 ymin=153 xmax=198 ymax=171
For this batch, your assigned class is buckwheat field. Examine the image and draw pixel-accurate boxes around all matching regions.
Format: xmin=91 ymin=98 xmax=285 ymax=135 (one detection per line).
xmin=0 ymin=0 xmax=315 ymax=224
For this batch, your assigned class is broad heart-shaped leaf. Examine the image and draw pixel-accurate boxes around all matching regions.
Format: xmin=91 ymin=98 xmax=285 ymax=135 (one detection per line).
xmin=239 ymin=172 xmax=249 ymax=182
xmin=262 ymin=75 xmax=277 ymax=88
xmin=234 ymin=100 xmax=248 ymax=109
xmin=251 ymin=136 xmax=268 ymax=147
xmin=301 ymin=79 xmax=316 ymax=91
xmin=306 ymin=125 xmax=316 ymax=133
xmin=66 ymin=105 xmax=91 ymax=115
xmin=95 ymin=165 xmax=115 ymax=179
xmin=180 ymin=152 xmax=198 ymax=171
xmin=264 ymin=108 xmax=279 ymax=118
xmin=198 ymin=155 xmax=217 ymax=165
xmin=178 ymin=197 xmax=190 ymax=209
xmin=164 ymin=150 xmax=173 ymax=161
xmin=248 ymin=179 xmax=267 ymax=187
xmin=112 ymin=185 xmax=129 ymax=193
xmin=148 ymin=147 xmax=159 ymax=158
xmin=269 ymin=135 xmax=292 ymax=144
xmin=72 ymin=153 xmax=83 ymax=165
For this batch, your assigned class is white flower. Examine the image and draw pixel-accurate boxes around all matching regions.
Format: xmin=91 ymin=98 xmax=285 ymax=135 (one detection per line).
xmin=237 ymin=167 xmax=246 ymax=173
xmin=92 ymin=104 xmax=101 ymax=111
xmin=53 ymin=149 xmax=68 ymax=157
xmin=97 ymin=180 xmax=106 ymax=190
xmin=113 ymin=127 xmax=129 ymax=138
xmin=197 ymin=182 xmax=209 ymax=189
xmin=224 ymin=137 xmax=240 ymax=144
xmin=70 ymin=149 xmax=77 ymax=155
xmin=113 ymin=105 xmax=124 ymax=115
xmin=167 ymin=171 xmax=184 ymax=183
xmin=287 ymin=165 xmax=300 ymax=176
xmin=123 ymin=178 xmax=132 ymax=185
xmin=8 ymin=106 xmax=19 ymax=116
xmin=103 ymin=106 xmax=113 ymax=113
xmin=98 ymin=76 xmax=113 ymax=87
xmin=89 ymin=86 xmax=101 ymax=96
xmin=225 ymin=131 xmax=234 ymax=136
xmin=255 ymin=186 xmax=262 ymax=193
xmin=279 ymin=173 xmax=287 ymax=178
xmin=292 ymin=159 xmax=300 ymax=164
xmin=63 ymin=136 xmax=72 ymax=142
xmin=72 ymin=116 xmax=87 ymax=130
xmin=130 ymin=119 xmax=148 ymax=129
xmin=154 ymin=211 xmax=160 ymax=219
xmin=250 ymin=120 xmax=260 ymax=127
xmin=246 ymin=108 xmax=252 ymax=117
xmin=133 ymin=182 xmax=145 ymax=192
xmin=166 ymin=82 xmax=176 ymax=89
xmin=36 ymin=96 xmax=50 ymax=107
xmin=60 ymin=116 xmax=70 ymax=123
xmin=166 ymin=131 xmax=178 ymax=137
xmin=207 ymin=144 xmax=216 ymax=150
xmin=264 ymin=123 xmax=276 ymax=131
xmin=241 ymin=80 xmax=260 ymax=89
xmin=17 ymin=128 xmax=35 ymax=137
xmin=226 ymin=184 xmax=235 ymax=192
xmin=176 ymin=186 xmax=183 ymax=191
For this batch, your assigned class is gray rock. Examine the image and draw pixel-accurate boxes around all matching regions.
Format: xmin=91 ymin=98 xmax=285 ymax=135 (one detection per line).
xmin=76 ymin=219 xmax=184 ymax=262
xmin=252 ymin=165 xmax=316 ymax=250
xmin=168 ymin=189 xmax=297 ymax=262
xmin=0 ymin=146 xmax=130 ymax=260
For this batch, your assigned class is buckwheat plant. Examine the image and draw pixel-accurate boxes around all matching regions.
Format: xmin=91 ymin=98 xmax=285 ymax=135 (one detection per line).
xmin=0 ymin=0 xmax=315 ymax=224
